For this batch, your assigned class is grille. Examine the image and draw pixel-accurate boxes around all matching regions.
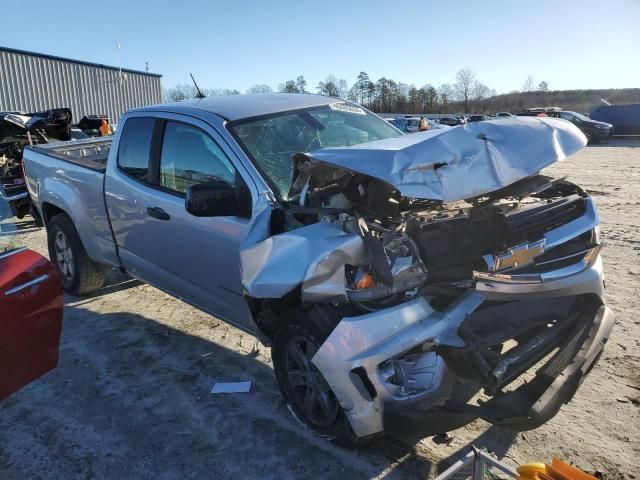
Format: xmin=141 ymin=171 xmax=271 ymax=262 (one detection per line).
xmin=504 ymin=195 xmax=586 ymax=241
xmin=408 ymin=194 xmax=591 ymax=281
xmin=527 ymin=230 xmax=595 ymax=273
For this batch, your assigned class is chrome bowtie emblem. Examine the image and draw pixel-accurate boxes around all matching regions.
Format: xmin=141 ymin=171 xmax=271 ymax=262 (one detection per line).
xmin=486 ymin=239 xmax=546 ymax=272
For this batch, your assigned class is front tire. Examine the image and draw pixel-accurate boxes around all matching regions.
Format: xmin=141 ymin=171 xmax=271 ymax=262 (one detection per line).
xmin=47 ymin=214 xmax=107 ymax=295
xmin=272 ymin=307 xmax=374 ymax=446
xmin=583 ymin=129 xmax=598 ymax=144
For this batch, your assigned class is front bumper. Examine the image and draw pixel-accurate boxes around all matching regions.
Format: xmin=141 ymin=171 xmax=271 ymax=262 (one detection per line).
xmin=312 ymin=254 xmax=613 ymax=438
xmin=594 ymin=127 xmax=614 ymax=141
xmin=385 ymin=298 xmax=614 ymax=437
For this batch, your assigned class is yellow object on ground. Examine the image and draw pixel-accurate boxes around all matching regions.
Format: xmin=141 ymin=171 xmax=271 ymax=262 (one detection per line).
xmin=517 ymin=463 xmax=549 ymax=480
xmin=517 ymin=459 xmax=598 ymax=480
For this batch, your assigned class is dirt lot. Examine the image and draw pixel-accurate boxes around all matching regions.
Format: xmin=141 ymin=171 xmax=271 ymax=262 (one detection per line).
xmin=1 ymin=140 xmax=639 ymax=480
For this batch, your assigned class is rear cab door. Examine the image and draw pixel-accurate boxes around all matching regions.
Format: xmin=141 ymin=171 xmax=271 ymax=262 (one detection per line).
xmin=104 ymin=111 xmax=261 ymax=332
xmin=0 ymin=198 xmax=63 ymax=400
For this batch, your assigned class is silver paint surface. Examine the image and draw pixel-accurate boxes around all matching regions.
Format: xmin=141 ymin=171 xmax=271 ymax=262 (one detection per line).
xmin=312 ymin=291 xmax=485 ymax=436
xmin=240 ymin=222 xmax=367 ymax=301
xmin=301 ymin=117 xmax=587 ymax=202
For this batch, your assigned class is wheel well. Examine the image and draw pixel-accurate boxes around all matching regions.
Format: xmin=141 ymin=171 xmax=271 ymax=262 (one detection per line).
xmin=41 ymin=203 xmax=67 ymax=225
xmin=248 ymin=290 xmax=349 ymax=342
xmin=247 ymin=290 xmax=302 ymax=341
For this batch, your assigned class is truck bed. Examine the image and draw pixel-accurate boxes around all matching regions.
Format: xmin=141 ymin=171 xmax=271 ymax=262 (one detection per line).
xmin=26 ymin=138 xmax=112 ymax=172
xmin=22 ymin=137 xmax=120 ymax=269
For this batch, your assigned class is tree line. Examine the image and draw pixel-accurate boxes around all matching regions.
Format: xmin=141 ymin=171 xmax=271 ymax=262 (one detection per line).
xmin=164 ymin=69 xmax=640 ymax=115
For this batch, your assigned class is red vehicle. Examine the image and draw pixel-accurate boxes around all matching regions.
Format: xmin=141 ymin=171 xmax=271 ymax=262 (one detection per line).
xmin=0 ymin=198 xmax=63 ymax=400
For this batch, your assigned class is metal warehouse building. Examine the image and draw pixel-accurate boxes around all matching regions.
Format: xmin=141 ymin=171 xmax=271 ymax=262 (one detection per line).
xmin=0 ymin=46 xmax=162 ymax=122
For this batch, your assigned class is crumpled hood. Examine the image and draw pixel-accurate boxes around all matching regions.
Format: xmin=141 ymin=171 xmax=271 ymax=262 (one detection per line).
xmin=299 ymin=116 xmax=587 ymax=202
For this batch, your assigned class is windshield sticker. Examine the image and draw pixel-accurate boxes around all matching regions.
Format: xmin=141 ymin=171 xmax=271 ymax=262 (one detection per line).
xmin=329 ymin=102 xmax=366 ymax=115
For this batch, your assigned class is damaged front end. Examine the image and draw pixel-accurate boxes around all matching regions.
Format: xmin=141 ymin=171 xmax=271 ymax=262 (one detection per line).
xmin=240 ymin=117 xmax=614 ymax=438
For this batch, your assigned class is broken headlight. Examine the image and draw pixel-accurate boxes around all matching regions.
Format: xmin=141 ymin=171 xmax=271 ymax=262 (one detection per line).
xmin=343 ymin=219 xmax=429 ymax=303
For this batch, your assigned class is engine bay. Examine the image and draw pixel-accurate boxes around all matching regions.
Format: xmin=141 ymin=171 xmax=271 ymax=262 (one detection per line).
xmin=279 ymin=155 xmax=595 ymax=310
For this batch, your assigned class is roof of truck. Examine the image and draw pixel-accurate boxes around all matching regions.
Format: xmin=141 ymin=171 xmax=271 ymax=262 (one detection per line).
xmin=136 ymin=93 xmax=341 ymax=122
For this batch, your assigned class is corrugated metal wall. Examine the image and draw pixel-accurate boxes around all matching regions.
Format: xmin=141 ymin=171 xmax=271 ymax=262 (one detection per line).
xmin=0 ymin=48 xmax=162 ymax=122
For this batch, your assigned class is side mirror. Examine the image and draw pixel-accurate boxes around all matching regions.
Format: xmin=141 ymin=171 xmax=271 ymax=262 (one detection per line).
xmin=185 ymin=181 xmax=237 ymax=217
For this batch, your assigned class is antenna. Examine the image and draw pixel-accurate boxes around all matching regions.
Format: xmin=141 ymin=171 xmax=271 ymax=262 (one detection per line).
xmin=190 ymin=73 xmax=205 ymax=99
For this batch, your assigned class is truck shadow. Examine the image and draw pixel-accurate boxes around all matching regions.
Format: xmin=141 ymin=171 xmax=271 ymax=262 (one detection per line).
xmin=64 ymin=269 xmax=143 ymax=306
xmin=15 ymin=217 xmax=44 ymax=234
xmin=0 ymin=302 xmax=517 ymax=480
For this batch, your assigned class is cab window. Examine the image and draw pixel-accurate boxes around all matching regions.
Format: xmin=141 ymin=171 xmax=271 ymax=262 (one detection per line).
xmin=117 ymin=117 xmax=155 ymax=182
xmin=159 ymin=122 xmax=237 ymax=195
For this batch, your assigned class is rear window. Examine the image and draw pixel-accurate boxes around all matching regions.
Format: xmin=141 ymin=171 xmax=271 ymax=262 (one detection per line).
xmin=117 ymin=117 xmax=155 ymax=182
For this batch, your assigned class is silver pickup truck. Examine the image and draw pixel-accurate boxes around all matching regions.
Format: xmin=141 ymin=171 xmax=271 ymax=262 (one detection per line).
xmin=23 ymin=94 xmax=614 ymax=445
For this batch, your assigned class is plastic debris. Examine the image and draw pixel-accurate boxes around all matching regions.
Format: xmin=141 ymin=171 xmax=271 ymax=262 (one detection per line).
xmin=210 ymin=381 xmax=252 ymax=394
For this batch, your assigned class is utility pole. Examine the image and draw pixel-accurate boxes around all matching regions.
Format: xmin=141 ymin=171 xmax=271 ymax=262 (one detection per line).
xmin=117 ymin=41 xmax=122 ymax=85
xmin=117 ymin=41 xmax=123 ymax=120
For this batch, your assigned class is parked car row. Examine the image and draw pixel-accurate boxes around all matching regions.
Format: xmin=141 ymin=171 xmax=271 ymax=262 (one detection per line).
xmin=395 ymin=104 xmax=635 ymax=145
xmin=380 ymin=101 xmax=639 ymax=142
xmin=430 ymin=107 xmax=617 ymax=144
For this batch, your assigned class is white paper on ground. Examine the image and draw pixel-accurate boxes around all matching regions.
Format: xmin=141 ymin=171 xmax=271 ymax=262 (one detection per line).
xmin=210 ymin=381 xmax=252 ymax=394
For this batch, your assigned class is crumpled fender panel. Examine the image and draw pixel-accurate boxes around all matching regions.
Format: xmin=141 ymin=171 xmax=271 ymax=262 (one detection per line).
xmin=240 ymin=222 xmax=367 ymax=301
xmin=312 ymin=291 xmax=485 ymax=437
xmin=300 ymin=117 xmax=587 ymax=202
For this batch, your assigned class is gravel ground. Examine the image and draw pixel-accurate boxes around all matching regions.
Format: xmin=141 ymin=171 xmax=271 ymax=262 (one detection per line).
xmin=1 ymin=139 xmax=638 ymax=480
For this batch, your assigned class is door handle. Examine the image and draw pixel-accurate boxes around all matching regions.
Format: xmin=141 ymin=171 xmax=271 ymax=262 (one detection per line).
xmin=4 ymin=274 xmax=49 ymax=296
xmin=147 ymin=207 xmax=170 ymax=221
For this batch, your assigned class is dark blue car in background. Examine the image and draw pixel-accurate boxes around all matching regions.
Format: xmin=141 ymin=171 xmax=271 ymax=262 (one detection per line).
xmin=591 ymin=104 xmax=640 ymax=136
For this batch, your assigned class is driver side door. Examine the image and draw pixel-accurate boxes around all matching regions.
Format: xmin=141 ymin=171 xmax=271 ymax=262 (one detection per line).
xmin=105 ymin=114 xmax=257 ymax=331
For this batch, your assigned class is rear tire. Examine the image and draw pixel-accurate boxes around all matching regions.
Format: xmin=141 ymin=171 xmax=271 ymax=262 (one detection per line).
xmin=272 ymin=306 xmax=380 ymax=446
xmin=47 ymin=214 xmax=107 ymax=295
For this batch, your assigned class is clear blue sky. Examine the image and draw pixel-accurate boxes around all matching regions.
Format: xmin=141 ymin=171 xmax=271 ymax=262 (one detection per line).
xmin=3 ymin=0 xmax=639 ymax=94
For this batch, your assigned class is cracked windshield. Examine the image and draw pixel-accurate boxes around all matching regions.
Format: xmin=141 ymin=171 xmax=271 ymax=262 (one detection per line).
xmin=230 ymin=105 xmax=401 ymax=199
